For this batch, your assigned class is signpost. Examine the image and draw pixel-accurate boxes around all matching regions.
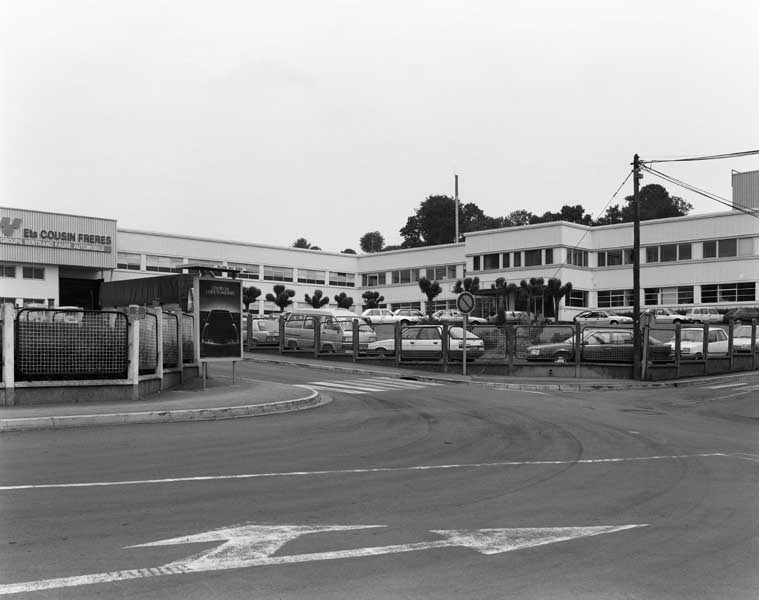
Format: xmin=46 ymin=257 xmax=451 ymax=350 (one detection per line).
xmin=455 ymin=292 xmax=476 ymax=375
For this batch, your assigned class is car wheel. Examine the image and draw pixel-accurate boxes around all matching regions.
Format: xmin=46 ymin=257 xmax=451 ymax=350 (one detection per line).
xmin=287 ymin=340 xmax=298 ymax=350
xmin=673 ymin=319 xmax=681 ymax=325
xmin=321 ymin=344 xmax=335 ymax=353
xmin=609 ymin=320 xmax=618 ymax=325
xmin=694 ymin=353 xmax=703 ymax=360
xmin=734 ymin=319 xmax=743 ymax=325
xmin=400 ymin=320 xmax=409 ymax=326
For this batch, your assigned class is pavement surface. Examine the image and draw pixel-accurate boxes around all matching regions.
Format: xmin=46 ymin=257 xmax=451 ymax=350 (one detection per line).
xmin=2 ymin=350 xmax=758 ymax=431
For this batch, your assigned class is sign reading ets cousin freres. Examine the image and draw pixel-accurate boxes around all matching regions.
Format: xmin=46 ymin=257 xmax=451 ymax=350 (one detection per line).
xmin=0 ymin=214 xmax=113 ymax=253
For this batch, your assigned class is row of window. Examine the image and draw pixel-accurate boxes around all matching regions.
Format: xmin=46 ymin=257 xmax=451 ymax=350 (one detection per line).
xmin=473 ymin=249 xmax=555 ymax=271
xmin=0 ymin=264 xmax=45 ymax=280
xmin=361 ymin=264 xmax=459 ymax=287
xmin=604 ymin=282 xmax=756 ymax=308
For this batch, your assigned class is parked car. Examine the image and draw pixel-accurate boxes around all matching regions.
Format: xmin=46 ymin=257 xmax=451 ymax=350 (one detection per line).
xmin=431 ymin=309 xmax=488 ymax=325
xmin=683 ymin=307 xmax=722 ymax=324
xmin=393 ymin=308 xmax=425 ymax=325
xmin=284 ymin=308 xmax=376 ymax=352
xmin=573 ymin=310 xmax=633 ymax=326
xmin=730 ymin=325 xmax=759 ymax=353
xmin=361 ymin=308 xmax=398 ymax=324
xmin=643 ymin=308 xmax=690 ymax=324
xmin=368 ymin=325 xmax=485 ymax=361
xmin=664 ymin=327 xmax=729 ymax=358
xmin=243 ymin=317 xmax=280 ymax=346
xmin=722 ymin=306 xmax=759 ymax=324
xmin=526 ymin=328 xmax=672 ymax=363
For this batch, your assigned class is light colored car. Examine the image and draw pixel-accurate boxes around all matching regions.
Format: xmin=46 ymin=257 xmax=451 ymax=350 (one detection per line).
xmin=664 ymin=327 xmax=728 ymax=358
xmin=243 ymin=317 xmax=280 ymax=346
xmin=431 ymin=309 xmax=487 ymax=325
xmin=361 ymin=308 xmax=398 ymax=324
xmin=392 ymin=308 xmax=425 ymax=325
xmin=643 ymin=308 xmax=689 ymax=324
xmin=683 ymin=307 xmax=722 ymax=324
xmin=284 ymin=308 xmax=376 ymax=353
xmin=573 ymin=310 xmax=633 ymax=326
xmin=731 ymin=325 xmax=759 ymax=353
xmin=368 ymin=325 xmax=485 ymax=361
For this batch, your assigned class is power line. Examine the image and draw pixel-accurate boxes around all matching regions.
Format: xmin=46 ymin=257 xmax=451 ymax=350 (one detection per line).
xmin=644 ymin=149 xmax=759 ymax=164
xmin=641 ymin=165 xmax=759 ymax=219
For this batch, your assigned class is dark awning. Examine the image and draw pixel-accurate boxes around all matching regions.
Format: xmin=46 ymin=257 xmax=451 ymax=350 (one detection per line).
xmin=99 ymin=274 xmax=195 ymax=310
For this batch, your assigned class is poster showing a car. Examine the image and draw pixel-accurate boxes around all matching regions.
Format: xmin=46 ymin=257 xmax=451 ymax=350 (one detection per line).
xmin=198 ymin=278 xmax=242 ymax=360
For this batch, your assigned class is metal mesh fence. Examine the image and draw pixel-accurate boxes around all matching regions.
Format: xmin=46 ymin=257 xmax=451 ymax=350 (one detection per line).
xmin=727 ymin=322 xmax=758 ymax=355
xmin=139 ymin=312 xmax=158 ymax=374
xmin=181 ymin=313 xmax=195 ymax=363
xmin=469 ymin=324 xmax=506 ymax=360
xmin=515 ymin=325 xmax=575 ymax=361
xmin=162 ymin=313 xmax=179 ymax=368
xmin=15 ymin=309 xmax=129 ymax=381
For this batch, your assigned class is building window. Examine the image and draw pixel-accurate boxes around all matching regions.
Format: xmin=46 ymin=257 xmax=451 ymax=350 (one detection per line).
xmin=472 ymin=256 xmax=481 ymax=271
xmin=567 ymin=289 xmax=588 ymax=307
xmin=22 ymin=266 xmax=45 ymax=280
xmin=146 ymin=255 xmax=178 ymax=273
xmin=597 ymin=289 xmax=633 ymax=308
xmin=738 ymin=237 xmax=754 ymax=256
xmin=718 ymin=238 xmax=737 ymax=258
xmin=598 ymin=248 xmax=633 ymax=267
xmin=0 ymin=264 xmax=16 ymax=278
xmin=544 ymin=248 xmax=554 ymax=265
xmin=660 ymin=244 xmax=677 ymax=262
xmin=679 ymin=243 xmax=692 ymax=260
xmin=483 ymin=253 xmax=499 ymax=270
xmin=501 ymin=253 xmax=510 ymax=268
xmin=701 ymin=282 xmax=755 ymax=303
xmin=116 ymin=252 xmax=141 ymax=270
xmin=391 ymin=268 xmax=419 ymax=284
xmin=678 ymin=286 xmax=694 ymax=304
xmin=297 ymin=268 xmax=325 ymax=285
xmin=329 ymin=272 xmax=355 ymax=287
xmin=424 ymin=265 xmax=457 ymax=280
xmin=524 ymin=249 xmax=542 ymax=267
xmin=361 ymin=272 xmax=386 ymax=287
xmin=263 ymin=265 xmax=294 ymax=282
xmin=228 ymin=263 xmax=259 ymax=280
xmin=567 ymin=249 xmax=588 ymax=267
xmin=23 ymin=298 xmax=45 ymax=306
xmin=513 ymin=252 xmax=521 ymax=267
xmin=703 ymin=240 xmax=717 ymax=258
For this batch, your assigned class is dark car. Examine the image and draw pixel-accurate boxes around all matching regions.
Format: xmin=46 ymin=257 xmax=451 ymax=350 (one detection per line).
xmin=722 ymin=307 xmax=759 ymax=324
xmin=201 ymin=310 xmax=239 ymax=345
xmin=526 ymin=329 xmax=672 ymax=363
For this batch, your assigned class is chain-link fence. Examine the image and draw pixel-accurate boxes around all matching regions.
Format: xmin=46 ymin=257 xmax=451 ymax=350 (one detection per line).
xmin=181 ymin=313 xmax=195 ymax=363
xmin=139 ymin=312 xmax=158 ymax=374
xmin=515 ymin=324 xmax=575 ymax=361
xmin=469 ymin=324 xmax=507 ymax=360
xmin=162 ymin=312 xmax=179 ymax=368
xmin=15 ymin=308 xmax=129 ymax=381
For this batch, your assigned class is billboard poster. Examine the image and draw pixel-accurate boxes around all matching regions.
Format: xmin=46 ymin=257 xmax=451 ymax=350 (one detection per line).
xmin=198 ymin=278 xmax=242 ymax=360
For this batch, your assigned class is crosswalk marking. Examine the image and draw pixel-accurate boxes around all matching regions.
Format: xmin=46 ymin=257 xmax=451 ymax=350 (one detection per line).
xmin=706 ymin=382 xmax=749 ymax=389
xmin=295 ymin=377 xmax=442 ymax=395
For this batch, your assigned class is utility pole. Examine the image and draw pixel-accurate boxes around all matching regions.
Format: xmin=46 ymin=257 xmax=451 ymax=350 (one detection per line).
xmin=632 ymin=154 xmax=642 ymax=379
xmin=454 ymin=174 xmax=459 ymax=243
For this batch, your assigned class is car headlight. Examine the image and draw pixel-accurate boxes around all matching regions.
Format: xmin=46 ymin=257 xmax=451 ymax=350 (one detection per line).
xmin=529 ymin=348 xmax=540 ymax=355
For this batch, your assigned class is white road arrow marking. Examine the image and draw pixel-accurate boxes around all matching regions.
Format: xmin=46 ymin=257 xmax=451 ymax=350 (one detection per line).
xmin=0 ymin=523 xmax=647 ymax=595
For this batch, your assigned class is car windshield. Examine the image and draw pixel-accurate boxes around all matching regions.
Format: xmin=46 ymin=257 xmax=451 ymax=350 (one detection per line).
xmin=335 ymin=317 xmax=374 ymax=333
xmin=449 ymin=327 xmax=478 ymax=339
xmin=256 ymin=320 xmax=278 ymax=332
xmin=680 ymin=330 xmax=704 ymax=342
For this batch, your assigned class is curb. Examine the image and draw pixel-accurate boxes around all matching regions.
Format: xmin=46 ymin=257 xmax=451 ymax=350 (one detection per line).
xmin=0 ymin=389 xmax=325 ymax=432
xmin=244 ymin=354 xmax=759 ymax=392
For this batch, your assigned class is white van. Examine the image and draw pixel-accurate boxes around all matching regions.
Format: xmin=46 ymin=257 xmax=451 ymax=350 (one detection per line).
xmin=282 ymin=308 xmax=376 ymax=353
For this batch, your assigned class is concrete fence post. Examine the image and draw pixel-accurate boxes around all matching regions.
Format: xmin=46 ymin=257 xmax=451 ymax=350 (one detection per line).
xmin=175 ymin=312 xmax=183 ymax=383
xmin=154 ymin=307 xmax=164 ymax=389
xmin=129 ymin=317 xmax=140 ymax=401
xmin=2 ymin=303 xmax=15 ymax=406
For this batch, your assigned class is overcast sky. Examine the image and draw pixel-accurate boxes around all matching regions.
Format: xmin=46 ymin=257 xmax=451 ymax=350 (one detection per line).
xmin=1 ymin=0 xmax=757 ymax=253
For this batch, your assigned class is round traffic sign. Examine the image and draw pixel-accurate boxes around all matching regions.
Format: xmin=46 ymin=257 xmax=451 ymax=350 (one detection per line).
xmin=456 ymin=291 xmax=476 ymax=314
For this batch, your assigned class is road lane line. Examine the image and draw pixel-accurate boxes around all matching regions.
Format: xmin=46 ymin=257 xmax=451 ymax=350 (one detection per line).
xmin=706 ymin=382 xmax=748 ymax=389
xmin=294 ymin=384 xmax=366 ymax=395
xmin=0 ymin=453 xmax=742 ymax=491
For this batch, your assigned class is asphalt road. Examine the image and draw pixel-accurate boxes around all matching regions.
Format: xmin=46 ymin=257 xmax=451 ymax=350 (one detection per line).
xmin=1 ymin=362 xmax=757 ymax=599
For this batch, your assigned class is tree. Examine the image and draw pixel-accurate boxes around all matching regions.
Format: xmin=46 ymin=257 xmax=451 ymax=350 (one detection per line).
xmin=417 ymin=276 xmax=443 ymax=317
xmin=453 ymin=276 xmax=480 ymax=294
xmin=533 ymin=205 xmax=593 ymax=226
xmin=359 ymin=231 xmax=385 ymax=253
xmin=341 ymin=248 xmax=357 ymax=254
xmin=503 ymin=210 xmax=537 ymax=227
xmin=596 ymin=184 xmax=692 ymax=224
xmin=400 ymin=196 xmax=456 ymax=247
xmin=519 ymin=277 xmax=545 ymax=321
xmin=266 ymin=284 xmax=295 ymax=312
xmin=362 ymin=290 xmax=384 ymax=309
xmin=242 ymin=285 xmax=262 ymax=311
xmin=292 ymin=237 xmax=312 ymax=249
xmin=304 ymin=289 xmax=329 ymax=308
xmin=543 ymin=278 xmax=573 ymax=321
xmin=334 ymin=292 xmax=354 ymax=309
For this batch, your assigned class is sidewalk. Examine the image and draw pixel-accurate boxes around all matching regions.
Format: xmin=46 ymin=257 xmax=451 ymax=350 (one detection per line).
xmin=0 ymin=372 xmax=324 ymax=432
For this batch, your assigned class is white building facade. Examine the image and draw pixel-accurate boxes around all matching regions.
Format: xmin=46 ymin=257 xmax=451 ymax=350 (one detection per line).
xmin=2 ymin=206 xmax=757 ymax=320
